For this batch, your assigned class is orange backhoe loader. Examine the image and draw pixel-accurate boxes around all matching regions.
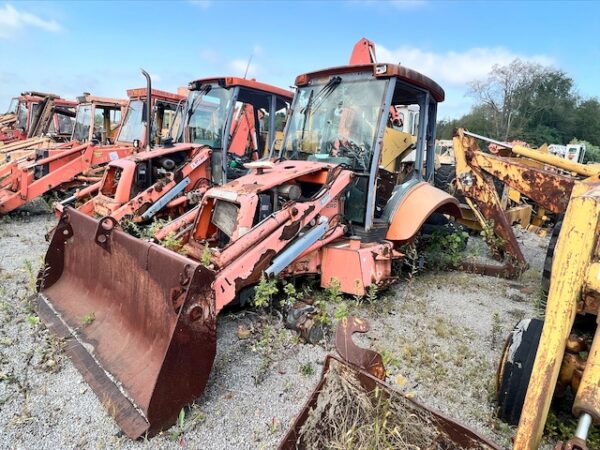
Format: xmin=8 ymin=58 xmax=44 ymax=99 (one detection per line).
xmin=0 ymin=96 xmax=19 ymax=129
xmin=0 ymin=92 xmax=77 ymax=147
xmin=35 ymin=58 xmax=460 ymax=437
xmin=0 ymin=96 xmax=78 ymax=167
xmin=63 ymin=77 xmax=292 ymax=225
xmin=0 ymin=74 xmax=184 ymax=214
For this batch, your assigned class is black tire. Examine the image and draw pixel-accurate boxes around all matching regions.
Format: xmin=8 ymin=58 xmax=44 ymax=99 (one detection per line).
xmin=497 ymin=318 xmax=544 ymax=425
xmin=424 ymin=212 xmax=450 ymax=227
xmin=421 ymin=214 xmax=469 ymax=251
xmin=434 ymin=164 xmax=504 ymax=200
xmin=541 ymin=219 xmax=563 ymax=301
xmin=434 ymin=164 xmax=461 ymax=198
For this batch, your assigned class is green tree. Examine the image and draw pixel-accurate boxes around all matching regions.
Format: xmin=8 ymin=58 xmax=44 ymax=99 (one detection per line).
xmin=436 ymin=105 xmax=492 ymax=140
xmin=574 ymin=99 xmax=600 ymax=146
xmin=468 ymin=59 xmax=551 ymax=141
xmin=437 ymin=59 xmax=600 ymax=154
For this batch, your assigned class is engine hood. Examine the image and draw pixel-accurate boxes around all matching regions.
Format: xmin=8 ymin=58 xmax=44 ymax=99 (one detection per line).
xmin=209 ymin=160 xmax=333 ymax=200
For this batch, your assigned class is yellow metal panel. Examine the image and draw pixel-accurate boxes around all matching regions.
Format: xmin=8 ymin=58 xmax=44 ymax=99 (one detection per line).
xmin=585 ymin=262 xmax=600 ymax=297
xmin=574 ymin=323 xmax=600 ymax=423
xmin=504 ymin=204 xmax=532 ymax=226
xmin=380 ymin=128 xmax=415 ymax=171
xmin=514 ymin=182 xmax=600 ymax=449
xmin=507 ymin=186 xmax=521 ymax=203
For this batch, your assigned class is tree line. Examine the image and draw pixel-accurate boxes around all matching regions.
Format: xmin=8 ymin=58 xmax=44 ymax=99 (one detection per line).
xmin=437 ymin=60 xmax=600 ymax=163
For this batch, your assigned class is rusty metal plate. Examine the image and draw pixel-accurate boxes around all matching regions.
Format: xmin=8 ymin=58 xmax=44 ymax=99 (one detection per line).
xmin=36 ymin=207 xmax=217 ymax=438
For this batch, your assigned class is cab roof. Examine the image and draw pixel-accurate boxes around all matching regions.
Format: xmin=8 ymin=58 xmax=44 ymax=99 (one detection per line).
xmin=295 ymin=63 xmax=445 ymax=103
xmin=126 ymin=88 xmax=185 ymax=103
xmin=77 ymin=94 xmax=128 ymax=107
xmin=188 ymin=77 xmax=293 ymax=102
xmin=53 ymin=98 xmax=78 ymax=108
xmin=19 ymin=91 xmax=59 ymax=101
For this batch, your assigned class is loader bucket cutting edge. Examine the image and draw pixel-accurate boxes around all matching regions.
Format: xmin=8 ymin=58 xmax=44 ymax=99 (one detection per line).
xmin=35 ymin=208 xmax=217 ymax=438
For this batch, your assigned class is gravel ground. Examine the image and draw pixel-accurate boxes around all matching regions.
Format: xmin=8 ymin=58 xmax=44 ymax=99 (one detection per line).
xmin=0 ymin=210 xmax=550 ymax=450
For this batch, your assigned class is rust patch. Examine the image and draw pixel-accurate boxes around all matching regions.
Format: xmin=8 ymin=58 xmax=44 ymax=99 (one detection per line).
xmin=335 ymin=317 xmax=384 ymax=380
xmin=281 ymin=221 xmax=300 ymax=240
xmin=233 ymin=248 xmax=277 ymax=292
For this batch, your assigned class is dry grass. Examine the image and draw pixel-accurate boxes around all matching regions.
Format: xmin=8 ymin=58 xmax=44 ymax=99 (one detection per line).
xmin=297 ymin=360 xmax=487 ymax=450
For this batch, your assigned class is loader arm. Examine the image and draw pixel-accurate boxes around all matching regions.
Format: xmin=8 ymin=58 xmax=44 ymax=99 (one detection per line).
xmin=453 ymin=128 xmax=600 ymax=278
xmin=228 ymin=104 xmax=258 ymax=159
xmin=0 ymin=143 xmax=133 ymax=214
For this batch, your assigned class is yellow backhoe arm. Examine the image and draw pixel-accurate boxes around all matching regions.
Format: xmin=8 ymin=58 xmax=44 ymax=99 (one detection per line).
xmin=452 ymin=128 xmax=600 ymax=278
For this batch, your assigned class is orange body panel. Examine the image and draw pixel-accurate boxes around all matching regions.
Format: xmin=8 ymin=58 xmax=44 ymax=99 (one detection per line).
xmin=386 ymin=182 xmax=460 ymax=242
xmin=321 ymin=240 xmax=395 ymax=295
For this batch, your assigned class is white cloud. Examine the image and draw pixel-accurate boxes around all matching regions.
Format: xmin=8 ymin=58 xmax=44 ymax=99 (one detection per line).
xmin=0 ymin=3 xmax=62 ymax=38
xmin=376 ymin=45 xmax=555 ymax=86
xmin=228 ymin=58 xmax=261 ymax=78
xmin=199 ymin=48 xmax=220 ymax=64
xmin=189 ymin=0 xmax=212 ymax=8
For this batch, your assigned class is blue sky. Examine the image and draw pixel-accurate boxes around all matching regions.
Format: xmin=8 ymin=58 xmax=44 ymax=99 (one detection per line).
xmin=1 ymin=0 xmax=599 ymax=119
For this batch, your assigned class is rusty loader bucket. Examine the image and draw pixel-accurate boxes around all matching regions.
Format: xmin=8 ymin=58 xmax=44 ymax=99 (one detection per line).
xmin=279 ymin=317 xmax=501 ymax=450
xmin=35 ymin=207 xmax=217 ymax=438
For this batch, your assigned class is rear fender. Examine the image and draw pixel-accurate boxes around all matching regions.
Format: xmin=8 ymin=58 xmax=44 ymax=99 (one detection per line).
xmin=385 ymin=181 xmax=460 ymax=242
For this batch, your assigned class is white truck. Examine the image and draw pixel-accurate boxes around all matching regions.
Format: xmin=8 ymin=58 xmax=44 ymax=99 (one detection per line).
xmin=548 ymin=143 xmax=586 ymax=163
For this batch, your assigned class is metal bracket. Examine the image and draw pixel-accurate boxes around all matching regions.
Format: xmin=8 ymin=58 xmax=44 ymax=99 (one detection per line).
xmin=335 ymin=316 xmax=385 ymax=380
xmin=94 ymin=216 xmax=118 ymax=251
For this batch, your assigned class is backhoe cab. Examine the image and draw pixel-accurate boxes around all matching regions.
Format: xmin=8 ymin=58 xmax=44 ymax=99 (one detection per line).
xmin=36 ymin=61 xmax=458 ymax=437
xmin=1 ymin=92 xmax=50 ymax=143
xmin=0 ymin=96 xmax=77 ymax=167
xmin=70 ymin=94 xmax=128 ymax=145
xmin=67 ymin=77 xmax=292 ymax=225
xmin=116 ymin=88 xmax=183 ymax=147
xmin=179 ymin=77 xmax=292 ymax=183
